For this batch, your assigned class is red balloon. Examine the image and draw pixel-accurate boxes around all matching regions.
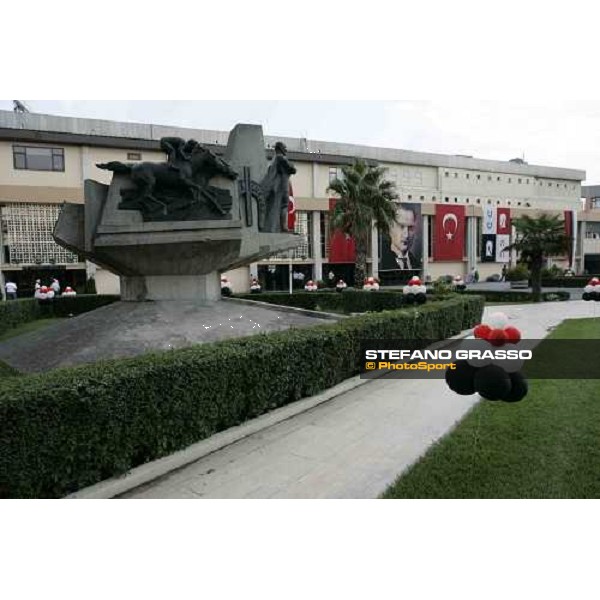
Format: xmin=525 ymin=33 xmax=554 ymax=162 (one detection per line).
xmin=488 ymin=328 xmax=508 ymax=346
xmin=504 ymin=326 xmax=521 ymax=344
xmin=474 ymin=324 xmax=492 ymax=340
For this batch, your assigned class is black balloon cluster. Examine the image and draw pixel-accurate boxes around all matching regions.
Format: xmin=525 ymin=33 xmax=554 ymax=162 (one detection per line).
xmin=444 ymin=313 xmax=528 ymax=403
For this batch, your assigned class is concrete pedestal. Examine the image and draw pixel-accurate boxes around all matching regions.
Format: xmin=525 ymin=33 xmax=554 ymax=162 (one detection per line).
xmin=120 ymin=272 xmax=221 ymax=302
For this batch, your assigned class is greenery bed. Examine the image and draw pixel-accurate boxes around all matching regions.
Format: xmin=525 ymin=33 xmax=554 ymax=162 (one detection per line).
xmin=235 ymin=290 xmax=446 ymax=314
xmin=458 ymin=290 xmax=570 ymax=303
xmin=0 ymin=295 xmax=483 ymax=498
xmin=0 ymin=295 xmax=120 ymax=337
xmin=382 ymin=317 xmax=600 ymax=498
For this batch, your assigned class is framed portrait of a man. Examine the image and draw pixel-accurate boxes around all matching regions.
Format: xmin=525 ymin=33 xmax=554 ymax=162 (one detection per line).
xmin=379 ymin=202 xmax=423 ymax=272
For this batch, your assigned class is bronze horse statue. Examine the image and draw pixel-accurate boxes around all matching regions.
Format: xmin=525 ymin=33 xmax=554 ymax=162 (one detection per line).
xmin=97 ymin=140 xmax=238 ymax=216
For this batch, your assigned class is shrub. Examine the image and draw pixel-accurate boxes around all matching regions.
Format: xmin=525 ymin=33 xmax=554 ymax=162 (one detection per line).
xmin=0 ymin=295 xmax=120 ymax=336
xmin=505 ymin=265 xmax=530 ymax=282
xmin=235 ymin=290 xmax=455 ymax=314
xmin=459 ymin=290 xmax=569 ymax=303
xmin=0 ymin=295 xmax=484 ymax=498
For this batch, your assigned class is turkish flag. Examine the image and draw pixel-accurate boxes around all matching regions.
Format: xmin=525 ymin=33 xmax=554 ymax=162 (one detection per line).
xmin=288 ymin=182 xmax=296 ymax=231
xmin=434 ymin=205 xmax=465 ymax=261
xmin=328 ymin=198 xmax=356 ymax=263
xmin=497 ymin=208 xmax=511 ymax=235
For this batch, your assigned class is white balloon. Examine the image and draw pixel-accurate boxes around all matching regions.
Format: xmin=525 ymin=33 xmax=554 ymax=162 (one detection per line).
xmin=585 ymin=285 xmax=594 ymax=294
xmin=467 ymin=356 xmax=493 ymax=368
xmin=487 ymin=312 xmax=509 ymax=329
xmin=403 ymin=286 xmax=412 ymax=295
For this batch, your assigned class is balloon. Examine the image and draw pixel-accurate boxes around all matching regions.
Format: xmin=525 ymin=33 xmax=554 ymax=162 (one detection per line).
xmin=488 ymin=328 xmax=508 ymax=346
xmin=503 ymin=372 xmax=528 ymax=402
xmin=474 ymin=365 xmax=512 ymax=401
xmin=415 ymin=293 xmax=427 ymax=305
xmin=583 ymin=292 xmax=591 ymax=301
xmin=504 ymin=326 xmax=521 ymax=344
xmin=487 ymin=312 xmax=509 ymax=329
xmin=445 ymin=360 xmax=477 ymax=395
xmin=405 ymin=294 xmax=416 ymax=305
xmin=474 ymin=324 xmax=492 ymax=340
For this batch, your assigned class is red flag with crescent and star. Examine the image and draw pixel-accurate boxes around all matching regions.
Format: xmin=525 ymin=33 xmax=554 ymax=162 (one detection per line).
xmin=434 ymin=205 xmax=465 ymax=261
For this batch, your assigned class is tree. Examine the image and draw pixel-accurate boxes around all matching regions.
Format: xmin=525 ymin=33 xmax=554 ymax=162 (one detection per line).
xmin=506 ymin=213 xmax=570 ymax=301
xmin=327 ymin=160 xmax=398 ymax=287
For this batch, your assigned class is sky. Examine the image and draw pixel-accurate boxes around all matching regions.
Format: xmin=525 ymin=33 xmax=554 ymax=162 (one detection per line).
xmin=1 ymin=100 xmax=597 ymax=183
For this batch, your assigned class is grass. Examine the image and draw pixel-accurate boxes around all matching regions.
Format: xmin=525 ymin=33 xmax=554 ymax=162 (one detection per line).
xmin=0 ymin=318 xmax=64 ymax=342
xmin=382 ymin=317 xmax=600 ymax=498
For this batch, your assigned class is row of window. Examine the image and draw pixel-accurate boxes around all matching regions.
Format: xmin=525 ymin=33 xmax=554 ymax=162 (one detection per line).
xmin=444 ymin=170 xmax=573 ymax=190
xmin=11 ymin=145 xmax=143 ymax=172
xmin=399 ymin=195 xmax=531 ymax=208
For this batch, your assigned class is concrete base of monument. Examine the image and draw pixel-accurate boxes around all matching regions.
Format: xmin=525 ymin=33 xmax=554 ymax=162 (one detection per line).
xmin=0 ymin=298 xmax=339 ymax=374
xmin=120 ymin=272 xmax=221 ymax=302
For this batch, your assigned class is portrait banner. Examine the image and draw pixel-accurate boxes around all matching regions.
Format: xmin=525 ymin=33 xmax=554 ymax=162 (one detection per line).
xmin=483 ymin=205 xmax=497 ymax=235
xmin=482 ymin=234 xmax=496 ymax=262
xmin=433 ymin=205 xmax=465 ymax=261
xmin=379 ymin=202 xmax=422 ymax=271
xmin=495 ymin=234 xmax=510 ymax=263
xmin=497 ymin=208 xmax=511 ymax=235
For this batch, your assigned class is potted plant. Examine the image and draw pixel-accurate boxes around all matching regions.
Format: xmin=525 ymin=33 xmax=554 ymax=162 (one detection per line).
xmin=505 ymin=265 xmax=530 ymax=289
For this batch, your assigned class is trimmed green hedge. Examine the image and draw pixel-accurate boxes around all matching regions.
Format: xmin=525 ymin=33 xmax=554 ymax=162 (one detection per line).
xmin=540 ymin=277 xmax=588 ymax=288
xmin=0 ymin=295 xmax=483 ymax=498
xmin=458 ymin=290 xmax=570 ymax=302
xmin=236 ymin=290 xmax=442 ymax=314
xmin=0 ymin=295 xmax=120 ymax=336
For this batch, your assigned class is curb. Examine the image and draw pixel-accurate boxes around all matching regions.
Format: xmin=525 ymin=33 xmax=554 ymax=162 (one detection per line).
xmin=67 ymin=328 xmax=472 ymax=499
xmin=222 ymin=296 xmax=345 ymax=321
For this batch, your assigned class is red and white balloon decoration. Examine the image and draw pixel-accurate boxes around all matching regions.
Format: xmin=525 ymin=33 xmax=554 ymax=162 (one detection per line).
xmin=403 ymin=276 xmax=427 ymax=305
xmin=582 ymin=277 xmax=600 ymax=301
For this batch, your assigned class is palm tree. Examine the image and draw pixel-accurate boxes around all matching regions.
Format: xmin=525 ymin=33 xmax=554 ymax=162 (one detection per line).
xmin=506 ymin=213 xmax=571 ymax=301
xmin=327 ymin=160 xmax=398 ymax=287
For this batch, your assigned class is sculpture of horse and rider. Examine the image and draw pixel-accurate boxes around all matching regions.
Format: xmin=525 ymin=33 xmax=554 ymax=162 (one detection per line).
xmin=97 ymin=137 xmax=238 ymax=217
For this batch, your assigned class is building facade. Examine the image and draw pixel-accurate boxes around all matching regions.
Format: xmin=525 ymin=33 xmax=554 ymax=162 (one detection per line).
xmin=0 ymin=109 xmax=587 ymax=297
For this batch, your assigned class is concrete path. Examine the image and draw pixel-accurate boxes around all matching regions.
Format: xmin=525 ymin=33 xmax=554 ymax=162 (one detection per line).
xmin=123 ymin=301 xmax=595 ymax=499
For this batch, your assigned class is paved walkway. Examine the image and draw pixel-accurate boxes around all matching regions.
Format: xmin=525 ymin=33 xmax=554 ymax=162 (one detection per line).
xmin=124 ymin=301 xmax=595 ymax=499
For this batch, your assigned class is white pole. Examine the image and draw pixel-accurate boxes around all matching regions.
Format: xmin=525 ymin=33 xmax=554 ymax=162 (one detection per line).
xmin=289 ymin=257 xmax=293 ymax=294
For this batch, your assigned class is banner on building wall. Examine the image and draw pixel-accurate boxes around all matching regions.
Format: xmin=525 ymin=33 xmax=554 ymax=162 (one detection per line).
xmin=328 ymin=198 xmax=356 ymax=263
xmin=495 ymin=234 xmax=511 ymax=263
xmin=433 ymin=205 xmax=465 ymax=261
xmin=379 ymin=202 xmax=422 ymax=271
xmin=482 ymin=234 xmax=496 ymax=262
xmin=483 ymin=205 xmax=497 ymax=235
xmin=288 ymin=182 xmax=296 ymax=231
xmin=497 ymin=208 xmax=511 ymax=235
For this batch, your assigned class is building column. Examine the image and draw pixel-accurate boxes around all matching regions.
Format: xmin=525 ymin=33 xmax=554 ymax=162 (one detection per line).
xmin=371 ymin=221 xmax=379 ymax=278
xmin=571 ymin=210 xmax=578 ymax=271
xmin=312 ymin=162 xmax=318 ymax=198
xmin=422 ymin=214 xmax=429 ymax=276
xmin=467 ymin=216 xmax=477 ymax=274
xmin=579 ymin=220 xmax=586 ymax=274
xmin=0 ymin=206 xmax=5 ymax=301
xmin=249 ymin=262 xmax=258 ymax=279
xmin=312 ymin=211 xmax=323 ymax=281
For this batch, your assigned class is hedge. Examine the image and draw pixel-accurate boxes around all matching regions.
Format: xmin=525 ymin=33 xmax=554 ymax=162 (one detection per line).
xmin=539 ymin=277 xmax=589 ymax=288
xmin=235 ymin=290 xmax=442 ymax=314
xmin=0 ymin=295 xmax=120 ymax=336
xmin=458 ymin=290 xmax=570 ymax=303
xmin=0 ymin=295 xmax=483 ymax=498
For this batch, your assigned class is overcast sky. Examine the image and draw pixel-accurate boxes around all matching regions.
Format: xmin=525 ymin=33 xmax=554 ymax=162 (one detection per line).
xmin=1 ymin=100 xmax=597 ymax=184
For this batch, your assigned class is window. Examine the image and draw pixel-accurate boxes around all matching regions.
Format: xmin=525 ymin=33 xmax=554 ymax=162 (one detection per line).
xmin=508 ymin=178 xmax=512 ymax=183
xmin=127 ymin=152 xmax=142 ymax=161
xmin=445 ymin=171 xmax=449 ymax=177
xmin=427 ymin=216 xmax=433 ymax=259
xmin=591 ymin=198 xmax=600 ymax=209
xmin=328 ymin=166 xmax=344 ymax=184
xmin=526 ymin=179 xmax=529 ymax=184
xmin=476 ymin=174 xmax=481 ymax=180
xmin=454 ymin=173 xmax=458 ymax=178
xmin=488 ymin=175 xmax=492 ymax=181
xmin=13 ymin=145 xmax=64 ymax=171
xmin=320 ymin=211 xmax=330 ymax=258
xmin=466 ymin=174 xmax=470 ymax=179
xmin=518 ymin=178 xmax=522 ymax=184
xmin=497 ymin=176 xmax=501 ymax=182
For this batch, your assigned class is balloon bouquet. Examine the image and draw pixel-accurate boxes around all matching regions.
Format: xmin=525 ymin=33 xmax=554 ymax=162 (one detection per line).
xmin=445 ymin=311 xmax=529 ymax=403
xmin=582 ymin=277 xmax=600 ymax=301
xmin=403 ymin=276 xmax=427 ymax=305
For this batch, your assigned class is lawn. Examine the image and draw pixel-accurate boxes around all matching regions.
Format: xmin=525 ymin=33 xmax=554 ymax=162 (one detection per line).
xmin=0 ymin=318 xmax=64 ymax=342
xmin=382 ymin=317 xmax=600 ymax=498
